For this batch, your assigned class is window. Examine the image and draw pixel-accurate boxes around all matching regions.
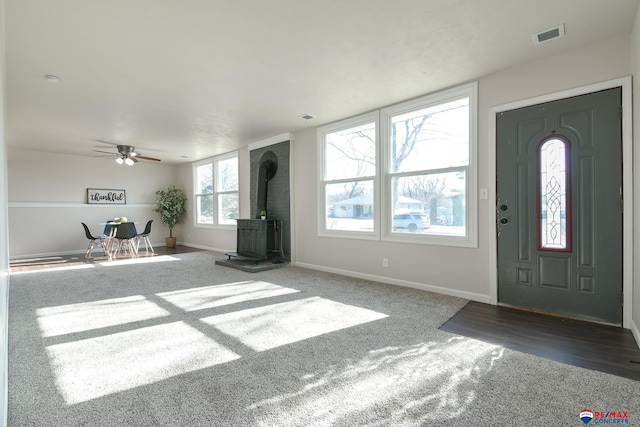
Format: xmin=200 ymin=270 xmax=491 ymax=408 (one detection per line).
xmin=193 ymin=152 xmax=239 ymax=227
xmin=318 ymin=82 xmax=477 ymax=247
xmin=194 ymin=162 xmax=213 ymax=224
xmin=318 ymin=112 xmax=378 ymax=238
xmin=537 ymin=137 xmax=570 ymax=251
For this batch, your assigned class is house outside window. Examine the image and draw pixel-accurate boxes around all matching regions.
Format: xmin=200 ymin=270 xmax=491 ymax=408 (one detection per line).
xmin=318 ymin=112 xmax=379 ymax=239
xmin=318 ymin=82 xmax=477 ymax=247
xmin=193 ymin=152 xmax=239 ymax=227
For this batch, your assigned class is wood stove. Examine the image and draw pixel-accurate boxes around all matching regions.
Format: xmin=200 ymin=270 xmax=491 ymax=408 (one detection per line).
xmin=226 ymin=150 xmax=283 ymax=262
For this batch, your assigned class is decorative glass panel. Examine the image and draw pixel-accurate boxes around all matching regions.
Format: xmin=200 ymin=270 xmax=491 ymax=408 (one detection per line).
xmin=539 ymin=138 xmax=569 ymax=250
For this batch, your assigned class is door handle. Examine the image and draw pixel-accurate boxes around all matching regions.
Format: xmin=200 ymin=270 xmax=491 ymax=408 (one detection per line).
xmin=499 ymin=217 xmax=509 ymax=225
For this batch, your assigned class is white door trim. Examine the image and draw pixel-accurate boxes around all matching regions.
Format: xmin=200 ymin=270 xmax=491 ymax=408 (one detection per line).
xmin=488 ymin=76 xmax=633 ymax=328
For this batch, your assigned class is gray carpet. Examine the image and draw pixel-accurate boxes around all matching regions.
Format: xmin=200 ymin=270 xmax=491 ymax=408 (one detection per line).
xmin=8 ymin=251 xmax=640 ymax=426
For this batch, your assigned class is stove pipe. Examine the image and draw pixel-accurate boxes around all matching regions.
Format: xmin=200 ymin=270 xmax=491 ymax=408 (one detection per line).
xmin=256 ymin=151 xmax=278 ymax=218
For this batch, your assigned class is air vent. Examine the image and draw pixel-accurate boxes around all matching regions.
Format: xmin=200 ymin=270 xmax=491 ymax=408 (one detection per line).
xmin=532 ymin=24 xmax=565 ymax=45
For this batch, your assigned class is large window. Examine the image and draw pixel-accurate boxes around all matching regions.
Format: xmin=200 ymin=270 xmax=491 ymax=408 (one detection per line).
xmin=318 ymin=83 xmax=477 ymax=247
xmin=193 ymin=152 xmax=239 ymax=227
xmin=318 ymin=112 xmax=378 ymax=238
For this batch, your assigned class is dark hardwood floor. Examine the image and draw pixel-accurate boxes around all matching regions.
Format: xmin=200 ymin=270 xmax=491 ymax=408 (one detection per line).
xmin=440 ymin=301 xmax=640 ymax=381
xmin=9 ymin=245 xmax=205 ymax=273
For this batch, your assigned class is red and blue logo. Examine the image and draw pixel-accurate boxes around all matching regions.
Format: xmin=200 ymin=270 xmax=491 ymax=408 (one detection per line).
xmin=579 ymin=409 xmax=629 ymax=424
xmin=581 ymin=409 xmax=594 ymax=425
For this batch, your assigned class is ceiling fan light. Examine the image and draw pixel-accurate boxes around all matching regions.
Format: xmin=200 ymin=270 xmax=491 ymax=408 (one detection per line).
xmin=115 ymin=157 xmax=124 ymax=165
xmin=124 ymin=157 xmax=135 ymax=166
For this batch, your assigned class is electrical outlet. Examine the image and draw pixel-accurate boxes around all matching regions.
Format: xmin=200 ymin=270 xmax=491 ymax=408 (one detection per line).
xmin=382 ymin=258 xmax=389 ymax=268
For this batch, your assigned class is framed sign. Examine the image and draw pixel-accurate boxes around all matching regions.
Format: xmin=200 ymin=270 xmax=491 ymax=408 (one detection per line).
xmin=87 ymin=188 xmax=126 ymax=205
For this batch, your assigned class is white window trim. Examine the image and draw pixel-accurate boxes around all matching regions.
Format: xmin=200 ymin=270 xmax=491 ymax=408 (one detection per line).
xmin=192 ymin=151 xmax=239 ymax=229
xmin=381 ymin=82 xmax=478 ymax=248
xmin=317 ymin=111 xmax=380 ymax=240
xmin=193 ymin=159 xmax=213 ymax=228
xmin=317 ymin=82 xmax=478 ymax=247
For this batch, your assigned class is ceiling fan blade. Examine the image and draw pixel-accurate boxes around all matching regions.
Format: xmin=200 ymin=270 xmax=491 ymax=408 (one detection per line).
xmin=92 ymin=139 xmax=120 ymax=147
xmin=131 ymin=156 xmax=139 ymax=163
xmin=135 ymin=155 xmax=161 ymax=162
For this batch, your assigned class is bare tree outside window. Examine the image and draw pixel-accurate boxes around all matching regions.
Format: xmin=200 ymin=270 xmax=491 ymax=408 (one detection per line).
xmin=388 ymin=98 xmax=469 ymax=235
xmin=216 ymin=156 xmax=239 ymax=224
xmin=196 ymin=164 xmax=213 ymax=224
xmin=318 ymin=82 xmax=475 ymax=244
xmin=194 ymin=154 xmax=239 ymax=226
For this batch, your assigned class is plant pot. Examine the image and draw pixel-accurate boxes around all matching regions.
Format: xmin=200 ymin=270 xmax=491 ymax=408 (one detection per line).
xmin=261 ymin=216 xmax=266 ymax=220
xmin=166 ymin=237 xmax=177 ymax=248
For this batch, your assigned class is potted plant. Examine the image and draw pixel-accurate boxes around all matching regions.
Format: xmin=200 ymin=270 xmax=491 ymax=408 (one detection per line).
xmin=153 ymin=185 xmax=187 ymax=248
xmin=260 ymin=210 xmax=267 ymax=220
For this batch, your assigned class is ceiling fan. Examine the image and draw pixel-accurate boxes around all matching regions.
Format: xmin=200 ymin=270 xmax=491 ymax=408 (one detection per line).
xmin=93 ymin=145 xmax=161 ymax=165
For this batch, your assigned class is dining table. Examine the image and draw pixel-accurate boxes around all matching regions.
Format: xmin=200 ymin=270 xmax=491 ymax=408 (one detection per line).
xmin=98 ymin=221 xmax=140 ymax=258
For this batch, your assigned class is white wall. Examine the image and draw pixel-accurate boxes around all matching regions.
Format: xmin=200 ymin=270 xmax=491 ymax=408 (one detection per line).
xmin=7 ymin=149 xmax=179 ymax=257
xmin=292 ymin=35 xmax=633 ymax=304
xmin=632 ymin=6 xmax=640 ymax=342
xmin=0 ymin=0 xmax=9 ymax=423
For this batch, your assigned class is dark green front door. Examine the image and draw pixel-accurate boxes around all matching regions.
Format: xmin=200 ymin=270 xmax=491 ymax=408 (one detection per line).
xmin=496 ymin=88 xmax=623 ymax=325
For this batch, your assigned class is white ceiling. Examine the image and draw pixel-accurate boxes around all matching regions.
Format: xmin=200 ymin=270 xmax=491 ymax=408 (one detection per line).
xmin=6 ymin=0 xmax=640 ymax=164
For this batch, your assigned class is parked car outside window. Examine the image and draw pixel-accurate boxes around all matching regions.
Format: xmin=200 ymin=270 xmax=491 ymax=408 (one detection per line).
xmin=393 ymin=212 xmax=430 ymax=232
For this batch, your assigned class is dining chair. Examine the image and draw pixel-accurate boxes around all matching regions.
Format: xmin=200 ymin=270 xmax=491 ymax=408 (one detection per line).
xmin=81 ymin=222 xmax=107 ymax=259
xmin=114 ymin=222 xmax=139 ymax=258
xmin=102 ymin=219 xmax=119 ymax=255
xmin=136 ymin=220 xmax=154 ymax=254
xmin=102 ymin=220 xmax=116 ymax=238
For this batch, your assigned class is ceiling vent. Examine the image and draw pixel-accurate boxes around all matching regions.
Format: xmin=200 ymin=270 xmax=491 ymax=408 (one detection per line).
xmin=532 ymin=24 xmax=565 ymax=45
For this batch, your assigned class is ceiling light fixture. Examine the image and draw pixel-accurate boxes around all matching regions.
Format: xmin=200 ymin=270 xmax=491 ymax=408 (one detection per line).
xmin=115 ymin=153 xmax=135 ymax=165
xmin=299 ymin=114 xmax=314 ymax=120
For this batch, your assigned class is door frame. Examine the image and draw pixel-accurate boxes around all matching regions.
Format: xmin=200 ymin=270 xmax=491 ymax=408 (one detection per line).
xmin=488 ymin=76 xmax=633 ymax=329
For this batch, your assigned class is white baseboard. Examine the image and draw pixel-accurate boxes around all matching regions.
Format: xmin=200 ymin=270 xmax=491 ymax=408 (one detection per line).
xmin=630 ymin=319 xmax=640 ymax=350
xmin=10 ymin=241 xmax=167 ymax=260
xmin=177 ymin=242 xmax=230 ymax=254
xmin=9 ymin=241 xmax=234 ymax=260
xmin=10 ymin=249 xmax=92 ymax=259
xmin=294 ymin=262 xmax=491 ymax=303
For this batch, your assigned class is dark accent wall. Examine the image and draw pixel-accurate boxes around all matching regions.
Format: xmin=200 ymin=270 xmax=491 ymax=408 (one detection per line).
xmin=250 ymin=141 xmax=291 ymax=261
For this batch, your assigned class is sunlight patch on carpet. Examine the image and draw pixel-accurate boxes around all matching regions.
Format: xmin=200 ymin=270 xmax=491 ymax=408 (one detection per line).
xmin=250 ymin=337 xmax=503 ymax=426
xmin=36 ymin=295 xmax=171 ymax=337
xmin=200 ymin=296 xmax=388 ymax=351
xmin=11 ymin=263 xmax=95 ymax=274
xmin=46 ymin=321 xmax=240 ymax=404
xmin=157 ymin=281 xmax=300 ymax=311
